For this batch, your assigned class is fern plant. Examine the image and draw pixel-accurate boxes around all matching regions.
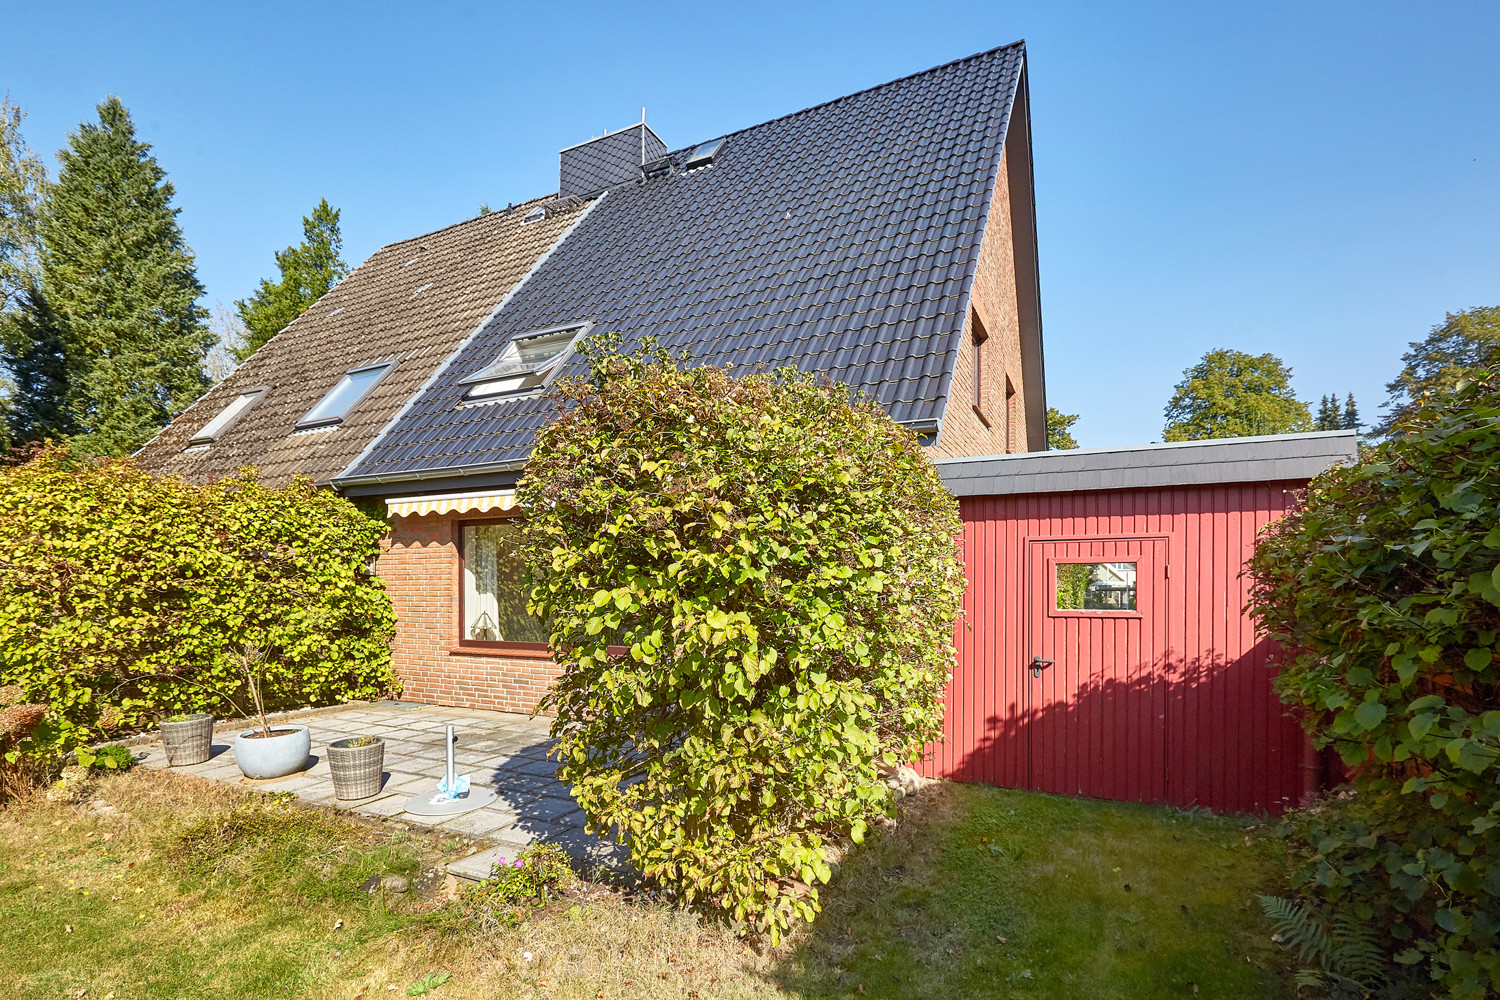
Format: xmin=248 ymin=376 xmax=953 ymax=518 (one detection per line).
xmin=1259 ymin=896 xmax=1387 ymax=999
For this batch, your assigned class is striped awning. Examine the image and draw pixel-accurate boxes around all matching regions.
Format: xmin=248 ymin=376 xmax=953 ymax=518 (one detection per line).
xmin=385 ymin=489 xmax=518 ymax=518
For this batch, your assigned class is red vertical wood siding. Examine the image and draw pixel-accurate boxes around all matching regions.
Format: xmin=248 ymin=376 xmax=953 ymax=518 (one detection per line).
xmin=926 ymin=480 xmax=1313 ymax=815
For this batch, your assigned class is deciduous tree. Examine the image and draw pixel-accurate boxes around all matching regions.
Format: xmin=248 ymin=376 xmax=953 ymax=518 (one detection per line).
xmin=1376 ymin=306 xmax=1500 ymax=436
xmin=1162 ymin=348 xmax=1310 ymax=442
xmin=1046 ymin=406 xmax=1079 ymax=449
xmin=235 ymin=198 xmax=348 ymax=360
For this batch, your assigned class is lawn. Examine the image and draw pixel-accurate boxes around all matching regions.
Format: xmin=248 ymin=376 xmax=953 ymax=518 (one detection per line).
xmin=0 ymin=768 xmax=1294 ymax=999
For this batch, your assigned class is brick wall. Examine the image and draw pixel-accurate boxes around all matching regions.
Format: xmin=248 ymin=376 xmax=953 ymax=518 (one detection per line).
xmin=925 ymin=152 xmax=1029 ymax=460
xmin=378 ymin=511 xmax=560 ymax=715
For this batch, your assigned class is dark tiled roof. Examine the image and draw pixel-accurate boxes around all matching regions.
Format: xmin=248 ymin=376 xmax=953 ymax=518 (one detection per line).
xmin=339 ymin=42 xmax=1027 ymax=485
xmin=134 ymin=197 xmax=586 ymax=485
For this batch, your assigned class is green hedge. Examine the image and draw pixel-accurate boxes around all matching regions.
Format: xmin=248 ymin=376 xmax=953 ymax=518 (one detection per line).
xmin=1248 ymin=373 xmax=1500 ymax=998
xmin=0 ymin=446 xmax=398 ymax=756
xmin=521 ymin=336 xmax=965 ymax=941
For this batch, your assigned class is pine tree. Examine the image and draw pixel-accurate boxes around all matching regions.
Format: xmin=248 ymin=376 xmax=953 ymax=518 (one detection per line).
xmin=235 ymin=198 xmax=348 ymax=360
xmin=17 ymin=96 xmax=212 ymax=455
xmin=1342 ymin=392 xmax=1359 ymax=431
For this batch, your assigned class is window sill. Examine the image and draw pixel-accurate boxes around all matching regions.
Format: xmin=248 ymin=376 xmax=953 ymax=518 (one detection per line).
xmin=971 ymin=403 xmax=992 ymax=428
xmin=445 ymin=643 xmax=553 ymax=660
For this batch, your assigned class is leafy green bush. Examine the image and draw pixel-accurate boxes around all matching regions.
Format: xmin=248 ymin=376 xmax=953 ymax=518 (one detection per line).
xmin=520 ymin=336 xmax=965 ymax=941
xmin=0 ymin=446 xmax=398 ymax=759
xmin=1248 ymin=372 xmax=1500 ymax=998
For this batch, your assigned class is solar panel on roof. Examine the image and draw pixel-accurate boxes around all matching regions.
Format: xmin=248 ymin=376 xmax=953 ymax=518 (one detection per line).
xmin=684 ymin=138 xmax=726 ymax=169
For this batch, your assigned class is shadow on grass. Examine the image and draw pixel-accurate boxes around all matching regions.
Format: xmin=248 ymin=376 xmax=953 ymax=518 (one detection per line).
xmin=769 ymin=782 xmax=1294 ymax=1000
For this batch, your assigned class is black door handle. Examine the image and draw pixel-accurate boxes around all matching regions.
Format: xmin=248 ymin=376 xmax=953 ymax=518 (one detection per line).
xmin=1031 ymin=656 xmax=1054 ymax=678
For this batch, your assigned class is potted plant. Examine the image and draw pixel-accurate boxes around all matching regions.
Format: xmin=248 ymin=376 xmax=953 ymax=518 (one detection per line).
xmin=159 ymin=712 xmax=214 ymax=766
xmin=326 ymin=734 xmax=385 ymax=800
xmin=229 ymin=644 xmax=310 ymax=779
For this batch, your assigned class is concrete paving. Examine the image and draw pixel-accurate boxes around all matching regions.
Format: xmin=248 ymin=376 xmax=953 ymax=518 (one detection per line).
xmin=134 ymin=702 xmax=626 ymax=878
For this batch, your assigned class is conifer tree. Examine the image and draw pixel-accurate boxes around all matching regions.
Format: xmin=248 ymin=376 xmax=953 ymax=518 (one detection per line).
xmin=1314 ymin=394 xmax=1339 ymax=430
xmin=1342 ymin=392 xmax=1359 ymax=431
xmin=16 ymin=96 xmax=212 ymax=455
xmin=235 ymin=198 xmax=348 ymax=360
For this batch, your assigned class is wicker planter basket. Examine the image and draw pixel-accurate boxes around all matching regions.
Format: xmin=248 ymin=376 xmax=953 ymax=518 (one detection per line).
xmin=327 ymin=737 xmax=386 ymax=800
xmin=159 ymin=713 xmax=214 ymax=766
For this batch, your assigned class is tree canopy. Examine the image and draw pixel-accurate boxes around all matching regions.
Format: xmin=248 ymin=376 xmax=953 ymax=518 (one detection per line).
xmin=234 ymin=198 xmax=348 ymax=360
xmin=1046 ymin=406 xmax=1079 ymax=449
xmin=3 ymin=96 xmax=212 ymax=455
xmin=0 ymin=97 xmax=46 ymax=317
xmin=1313 ymin=392 xmax=1360 ymax=432
xmin=1162 ymin=348 xmax=1311 ymax=442
xmin=1376 ymin=306 xmax=1500 ymax=437
xmin=520 ymin=336 xmax=965 ymax=940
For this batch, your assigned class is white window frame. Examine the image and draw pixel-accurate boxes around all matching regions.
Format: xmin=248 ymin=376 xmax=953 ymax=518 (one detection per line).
xmin=188 ymin=387 xmax=270 ymax=446
xmin=296 ymin=362 xmax=397 ymax=430
xmin=460 ymin=323 xmax=589 ymax=402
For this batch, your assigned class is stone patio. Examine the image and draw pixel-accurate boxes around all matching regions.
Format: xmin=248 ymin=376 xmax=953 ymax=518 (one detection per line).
xmin=135 ymin=702 xmax=624 ymax=878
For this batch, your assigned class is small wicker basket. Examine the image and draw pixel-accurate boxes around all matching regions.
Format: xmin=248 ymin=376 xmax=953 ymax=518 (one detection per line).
xmin=160 ymin=713 xmax=214 ymax=766
xmin=327 ymin=736 xmax=386 ymax=800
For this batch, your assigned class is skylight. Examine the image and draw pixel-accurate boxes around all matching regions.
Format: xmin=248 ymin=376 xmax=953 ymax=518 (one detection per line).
xmin=684 ymin=137 xmax=725 ymax=169
xmin=522 ymin=206 xmax=547 ymax=224
xmin=463 ymin=325 xmax=586 ymax=400
xmin=188 ymin=388 xmax=268 ymax=446
xmin=297 ymin=363 xmax=396 ymax=429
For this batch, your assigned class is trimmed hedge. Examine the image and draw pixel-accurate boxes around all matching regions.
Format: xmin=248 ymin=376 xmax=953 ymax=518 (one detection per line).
xmin=521 ymin=336 xmax=965 ymax=940
xmin=0 ymin=446 xmax=398 ymax=757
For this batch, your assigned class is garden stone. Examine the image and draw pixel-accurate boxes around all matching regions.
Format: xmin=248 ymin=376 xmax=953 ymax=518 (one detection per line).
xmin=381 ymin=874 xmax=410 ymax=893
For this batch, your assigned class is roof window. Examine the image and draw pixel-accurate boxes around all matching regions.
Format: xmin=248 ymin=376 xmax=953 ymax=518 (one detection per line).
xmin=297 ymin=362 xmax=396 ymax=429
xmin=463 ymin=324 xmax=587 ymax=400
xmin=188 ymin=388 xmax=268 ymax=446
xmin=522 ymin=206 xmax=547 ymax=224
xmin=684 ymin=137 xmax=725 ymax=169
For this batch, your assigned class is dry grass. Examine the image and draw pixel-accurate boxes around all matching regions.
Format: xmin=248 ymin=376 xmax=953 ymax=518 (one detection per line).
xmin=0 ymin=766 xmax=1292 ymax=999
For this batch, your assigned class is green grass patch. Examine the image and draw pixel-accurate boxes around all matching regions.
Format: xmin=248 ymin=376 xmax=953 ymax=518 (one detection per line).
xmin=778 ymin=782 xmax=1293 ymax=998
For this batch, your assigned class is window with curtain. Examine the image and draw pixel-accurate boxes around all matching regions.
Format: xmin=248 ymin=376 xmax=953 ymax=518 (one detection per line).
xmin=461 ymin=521 xmax=549 ymax=643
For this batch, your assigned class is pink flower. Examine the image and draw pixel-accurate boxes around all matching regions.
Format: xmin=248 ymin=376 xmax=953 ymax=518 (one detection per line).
xmin=514 ymin=860 xmax=524 ymax=868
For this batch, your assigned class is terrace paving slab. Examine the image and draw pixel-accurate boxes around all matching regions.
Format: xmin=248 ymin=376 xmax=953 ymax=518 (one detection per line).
xmin=134 ymin=703 xmax=621 ymax=877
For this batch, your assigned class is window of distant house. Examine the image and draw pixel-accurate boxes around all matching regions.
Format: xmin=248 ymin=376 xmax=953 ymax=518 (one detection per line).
xmin=297 ymin=362 xmax=396 ymax=429
xmin=461 ymin=521 xmax=550 ymax=644
xmin=971 ymin=313 xmax=990 ymax=425
xmin=462 ymin=324 xmax=586 ymax=401
xmin=1055 ymin=561 xmax=1138 ymax=613
xmin=188 ymin=387 xmax=268 ymax=445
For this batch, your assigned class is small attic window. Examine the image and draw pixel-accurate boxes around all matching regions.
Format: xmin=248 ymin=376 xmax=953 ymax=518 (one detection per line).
xmin=188 ymin=387 xmax=268 ymax=446
xmin=297 ymin=362 xmax=396 ymax=429
xmin=522 ymin=206 xmax=547 ymax=224
xmin=463 ymin=324 xmax=587 ymax=400
xmin=684 ymin=137 xmax=725 ymax=169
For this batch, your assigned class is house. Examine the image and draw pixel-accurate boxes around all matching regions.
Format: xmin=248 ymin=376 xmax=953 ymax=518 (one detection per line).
xmin=136 ymin=41 xmax=1353 ymax=814
xmin=140 ymin=41 xmax=1048 ymax=716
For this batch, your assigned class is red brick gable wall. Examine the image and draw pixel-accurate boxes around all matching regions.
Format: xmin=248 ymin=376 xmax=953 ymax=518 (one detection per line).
xmin=925 ymin=150 xmax=1031 ymax=460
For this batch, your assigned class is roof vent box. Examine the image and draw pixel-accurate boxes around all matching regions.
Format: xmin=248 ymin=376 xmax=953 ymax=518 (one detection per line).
xmin=558 ymin=121 xmax=667 ymax=199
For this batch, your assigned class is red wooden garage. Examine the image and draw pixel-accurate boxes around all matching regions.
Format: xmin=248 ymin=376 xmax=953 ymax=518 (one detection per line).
xmin=924 ymin=431 xmax=1359 ymax=815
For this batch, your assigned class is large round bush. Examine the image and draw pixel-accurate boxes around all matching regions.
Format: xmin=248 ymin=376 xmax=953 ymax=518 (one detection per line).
xmin=520 ymin=338 xmax=965 ymax=939
xmin=0 ymin=446 xmax=398 ymax=756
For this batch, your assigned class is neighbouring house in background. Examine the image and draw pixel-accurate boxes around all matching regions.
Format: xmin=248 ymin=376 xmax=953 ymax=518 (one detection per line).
xmin=135 ymin=40 xmax=1354 ymax=815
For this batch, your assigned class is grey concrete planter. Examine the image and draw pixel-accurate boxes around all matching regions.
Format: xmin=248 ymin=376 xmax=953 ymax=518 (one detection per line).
xmin=233 ymin=725 xmax=310 ymax=779
xmin=326 ymin=737 xmax=385 ymax=800
xmin=159 ymin=713 xmax=213 ymax=766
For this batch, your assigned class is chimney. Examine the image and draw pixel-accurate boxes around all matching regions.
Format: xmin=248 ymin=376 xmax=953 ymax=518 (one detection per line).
xmin=558 ymin=118 xmax=667 ymax=200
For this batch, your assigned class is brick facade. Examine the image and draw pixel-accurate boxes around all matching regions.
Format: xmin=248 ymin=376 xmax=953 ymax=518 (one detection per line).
xmin=378 ymin=511 xmax=560 ymax=715
xmin=925 ymin=153 xmax=1029 ymax=460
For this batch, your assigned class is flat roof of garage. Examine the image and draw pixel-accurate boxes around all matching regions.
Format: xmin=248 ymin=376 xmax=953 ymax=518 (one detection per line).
xmin=935 ymin=430 xmax=1359 ymax=497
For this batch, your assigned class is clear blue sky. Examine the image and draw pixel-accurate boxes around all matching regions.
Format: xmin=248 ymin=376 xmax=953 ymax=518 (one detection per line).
xmin=7 ymin=1 xmax=1498 ymax=446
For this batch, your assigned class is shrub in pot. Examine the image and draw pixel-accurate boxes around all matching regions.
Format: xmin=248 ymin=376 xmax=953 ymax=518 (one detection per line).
xmin=326 ymin=735 xmax=385 ymax=800
xmin=159 ymin=712 xmax=213 ymax=766
xmin=228 ymin=644 xmax=309 ymax=780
